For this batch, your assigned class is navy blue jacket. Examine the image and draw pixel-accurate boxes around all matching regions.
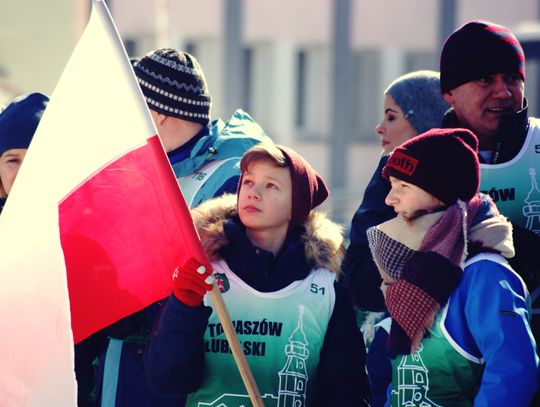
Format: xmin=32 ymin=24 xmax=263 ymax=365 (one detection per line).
xmin=144 ymin=197 xmax=371 ymax=406
xmin=342 ymin=154 xmax=391 ymax=311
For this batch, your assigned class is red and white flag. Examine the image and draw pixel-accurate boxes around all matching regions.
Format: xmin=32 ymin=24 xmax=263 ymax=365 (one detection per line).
xmin=0 ymin=1 xmax=206 ymax=405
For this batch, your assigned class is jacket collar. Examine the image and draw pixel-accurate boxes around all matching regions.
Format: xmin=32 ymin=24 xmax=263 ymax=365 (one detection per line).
xmin=191 ymin=194 xmax=345 ymax=278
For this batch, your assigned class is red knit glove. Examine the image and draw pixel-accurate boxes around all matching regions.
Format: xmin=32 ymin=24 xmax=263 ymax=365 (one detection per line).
xmin=172 ymin=258 xmax=214 ymax=308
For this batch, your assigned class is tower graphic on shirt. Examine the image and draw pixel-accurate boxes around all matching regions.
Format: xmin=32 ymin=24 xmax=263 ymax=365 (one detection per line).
xmin=277 ymin=305 xmax=309 ymax=406
xmin=523 ymin=167 xmax=540 ymax=235
xmin=394 ymin=344 xmax=442 ymax=407
xmin=198 ymin=305 xmax=310 ymax=407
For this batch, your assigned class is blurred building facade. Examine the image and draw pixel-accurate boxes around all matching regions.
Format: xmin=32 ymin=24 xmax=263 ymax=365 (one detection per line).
xmin=1 ymin=0 xmax=540 ymax=225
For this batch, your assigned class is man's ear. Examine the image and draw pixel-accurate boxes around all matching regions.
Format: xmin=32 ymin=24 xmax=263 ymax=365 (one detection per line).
xmin=150 ymin=109 xmax=168 ymax=127
xmin=443 ymin=92 xmax=454 ymax=105
xmin=155 ymin=113 xmax=168 ymax=126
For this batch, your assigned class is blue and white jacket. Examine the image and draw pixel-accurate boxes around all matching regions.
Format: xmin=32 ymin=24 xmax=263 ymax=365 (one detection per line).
xmin=383 ymin=253 xmax=538 ymax=406
xmin=169 ymin=109 xmax=272 ymax=208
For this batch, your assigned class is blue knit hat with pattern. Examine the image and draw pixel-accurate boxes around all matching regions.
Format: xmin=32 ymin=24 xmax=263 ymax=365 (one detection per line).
xmin=440 ymin=20 xmax=525 ymax=93
xmin=385 ymin=70 xmax=450 ymax=134
xmin=0 ymin=92 xmax=49 ymax=156
xmin=134 ymin=48 xmax=211 ymax=125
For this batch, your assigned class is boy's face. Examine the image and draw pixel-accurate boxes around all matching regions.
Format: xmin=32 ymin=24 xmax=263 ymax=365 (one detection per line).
xmin=385 ymin=176 xmax=444 ymax=219
xmin=238 ymin=159 xmax=292 ymax=236
xmin=443 ymin=73 xmax=524 ymax=150
xmin=0 ymin=148 xmax=27 ymax=196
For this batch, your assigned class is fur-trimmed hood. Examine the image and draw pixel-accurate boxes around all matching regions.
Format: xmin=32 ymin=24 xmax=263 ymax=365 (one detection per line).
xmin=191 ymin=194 xmax=345 ymax=274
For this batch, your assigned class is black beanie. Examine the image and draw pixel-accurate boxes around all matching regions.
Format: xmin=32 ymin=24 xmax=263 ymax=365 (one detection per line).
xmin=134 ymin=48 xmax=211 ymax=125
xmin=383 ymin=128 xmax=480 ymax=205
xmin=440 ymin=20 xmax=525 ymax=93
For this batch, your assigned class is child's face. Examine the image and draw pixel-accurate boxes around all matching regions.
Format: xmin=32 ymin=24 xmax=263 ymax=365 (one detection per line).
xmin=0 ymin=148 xmax=27 ymax=196
xmin=385 ymin=176 xmax=444 ymax=219
xmin=238 ymin=159 xmax=292 ymax=236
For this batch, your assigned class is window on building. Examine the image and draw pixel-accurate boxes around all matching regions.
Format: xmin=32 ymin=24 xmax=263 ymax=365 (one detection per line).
xmin=243 ymin=47 xmax=253 ymax=113
xmin=351 ymin=50 xmax=381 ymax=140
xmin=405 ymin=51 xmax=438 ymax=72
xmin=295 ymin=46 xmax=330 ymax=139
xmin=296 ymin=50 xmax=307 ymax=128
xmin=124 ymin=38 xmax=138 ymax=58
xmin=184 ymin=41 xmax=197 ymax=57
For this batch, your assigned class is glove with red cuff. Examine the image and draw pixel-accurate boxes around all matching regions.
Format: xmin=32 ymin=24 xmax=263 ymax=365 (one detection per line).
xmin=172 ymin=258 xmax=214 ymax=308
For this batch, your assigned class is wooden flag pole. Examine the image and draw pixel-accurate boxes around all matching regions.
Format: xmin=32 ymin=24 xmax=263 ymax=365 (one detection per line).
xmin=209 ymin=283 xmax=264 ymax=407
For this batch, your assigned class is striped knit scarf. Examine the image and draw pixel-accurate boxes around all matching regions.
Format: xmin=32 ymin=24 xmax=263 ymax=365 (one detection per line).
xmin=367 ymin=193 xmax=514 ymax=357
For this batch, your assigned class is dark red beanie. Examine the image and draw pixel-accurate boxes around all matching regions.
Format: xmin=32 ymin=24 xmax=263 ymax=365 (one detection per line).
xmin=382 ymin=128 xmax=480 ymax=205
xmin=276 ymin=145 xmax=329 ymax=229
xmin=440 ymin=20 xmax=525 ymax=93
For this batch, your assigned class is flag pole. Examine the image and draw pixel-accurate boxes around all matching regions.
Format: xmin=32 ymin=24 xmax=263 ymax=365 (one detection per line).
xmin=209 ymin=284 xmax=264 ymax=406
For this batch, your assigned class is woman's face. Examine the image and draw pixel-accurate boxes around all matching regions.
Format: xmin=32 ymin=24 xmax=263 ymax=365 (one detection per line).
xmin=0 ymin=148 xmax=27 ymax=196
xmin=375 ymin=94 xmax=418 ymax=154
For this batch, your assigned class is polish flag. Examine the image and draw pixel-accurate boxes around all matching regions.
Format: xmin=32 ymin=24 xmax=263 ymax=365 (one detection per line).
xmin=0 ymin=0 xmax=206 ymax=405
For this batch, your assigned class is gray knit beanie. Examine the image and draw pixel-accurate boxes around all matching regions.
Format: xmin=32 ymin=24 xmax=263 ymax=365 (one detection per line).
xmin=385 ymin=70 xmax=450 ymax=134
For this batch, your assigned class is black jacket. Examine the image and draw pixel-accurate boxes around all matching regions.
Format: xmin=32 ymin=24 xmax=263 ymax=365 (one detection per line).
xmin=145 ymin=194 xmax=371 ymax=406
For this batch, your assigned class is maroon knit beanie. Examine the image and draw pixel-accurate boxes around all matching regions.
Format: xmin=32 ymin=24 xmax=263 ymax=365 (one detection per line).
xmin=275 ymin=145 xmax=329 ymax=229
xmin=382 ymin=128 xmax=480 ymax=205
xmin=440 ymin=20 xmax=525 ymax=93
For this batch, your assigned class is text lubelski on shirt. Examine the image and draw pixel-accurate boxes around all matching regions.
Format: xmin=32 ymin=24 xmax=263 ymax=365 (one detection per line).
xmin=205 ymin=319 xmax=283 ymax=357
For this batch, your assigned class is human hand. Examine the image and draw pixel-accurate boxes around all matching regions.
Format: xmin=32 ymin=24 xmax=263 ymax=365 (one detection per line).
xmin=172 ymin=258 xmax=214 ymax=308
xmin=379 ymin=275 xmax=395 ymax=300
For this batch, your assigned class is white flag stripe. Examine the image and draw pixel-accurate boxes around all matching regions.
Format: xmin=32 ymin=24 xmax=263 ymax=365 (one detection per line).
xmin=19 ymin=9 xmax=155 ymax=204
xmin=0 ymin=0 xmax=158 ymax=404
